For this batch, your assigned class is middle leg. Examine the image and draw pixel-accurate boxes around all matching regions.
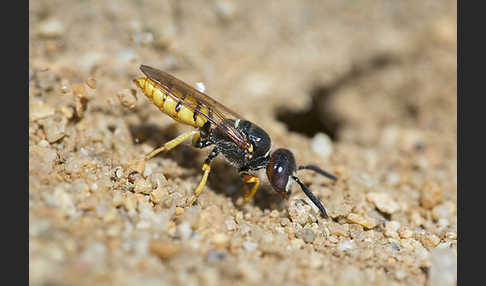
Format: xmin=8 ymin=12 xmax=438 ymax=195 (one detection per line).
xmin=190 ymin=147 xmax=220 ymax=206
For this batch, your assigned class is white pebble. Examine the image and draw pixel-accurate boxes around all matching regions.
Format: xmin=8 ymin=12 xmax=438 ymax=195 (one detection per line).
xmin=429 ymin=248 xmax=457 ymax=286
xmin=242 ymin=240 xmax=258 ymax=252
xmin=384 ymin=221 xmax=401 ymax=238
xmin=38 ymin=18 xmax=65 ymax=38
xmin=177 ymin=222 xmax=192 ymax=240
xmin=311 ymin=132 xmax=333 ymax=158
xmin=366 ymin=192 xmax=400 ymax=214
xmin=337 ymin=239 xmax=356 ymax=251
xmin=143 ymin=164 xmax=153 ymax=177
xmin=38 ymin=140 xmax=49 ymax=147
xmin=79 ymin=148 xmax=89 ymax=156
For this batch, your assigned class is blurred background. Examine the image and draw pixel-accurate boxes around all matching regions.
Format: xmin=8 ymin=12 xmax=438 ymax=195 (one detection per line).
xmin=29 ymin=1 xmax=456 ymax=285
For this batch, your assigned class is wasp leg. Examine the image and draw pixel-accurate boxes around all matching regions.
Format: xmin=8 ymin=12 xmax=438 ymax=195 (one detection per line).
xmin=145 ymin=130 xmax=200 ymax=160
xmin=190 ymin=148 xmax=219 ymax=206
xmin=241 ymin=174 xmax=260 ymax=202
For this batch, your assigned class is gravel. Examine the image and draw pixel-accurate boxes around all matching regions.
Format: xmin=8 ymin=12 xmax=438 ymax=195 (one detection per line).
xmin=29 ymin=0 xmax=457 ymax=285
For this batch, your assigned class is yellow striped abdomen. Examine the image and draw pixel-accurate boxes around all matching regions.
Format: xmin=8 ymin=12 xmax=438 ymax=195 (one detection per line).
xmin=134 ymin=77 xmax=208 ymax=128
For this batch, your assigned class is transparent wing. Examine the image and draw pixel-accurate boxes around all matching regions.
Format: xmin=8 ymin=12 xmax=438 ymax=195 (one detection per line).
xmin=140 ymin=65 xmax=250 ymax=150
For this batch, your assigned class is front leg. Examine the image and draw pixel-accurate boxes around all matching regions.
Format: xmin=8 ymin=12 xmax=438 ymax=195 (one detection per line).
xmin=240 ymin=172 xmax=260 ymax=202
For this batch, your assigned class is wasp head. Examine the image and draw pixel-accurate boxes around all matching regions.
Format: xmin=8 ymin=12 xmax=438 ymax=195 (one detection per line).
xmin=266 ymin=148 xmax=337 ymax=218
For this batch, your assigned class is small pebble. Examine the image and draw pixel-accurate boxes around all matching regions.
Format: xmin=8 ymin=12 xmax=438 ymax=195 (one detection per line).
xmin=444 ymin=231 xmax=457 ymax=240
xmin=30 ymin=103 xmax=55 ymax=121
xmin=176 ymin=222 xmax=192 ymax=240
xmin=398 ymin=227 xmax=413 ymax=239
xmin=296 ymin=229 xmax=315 ymax=243
xmin=428 ymin=248 xmax=457 ymax=286
xmin=366 ymin=192 xmax=400 ymax=214
xmin=420 ymin=181 xmax=443 ymax=209
xmin=143 ymin=164 xmax=153 ymax=177
xmin=117 ymin=89 xmax=138 ymax=109
xmin=432 ymin=202 xmax=455 ymax=220
xmin=149 ymin=240 xmax=180 ymax=260
xmin=85 ymin=78 xmax=97 ymax=89
xmin=123 ymin=194 xmax=138 ymax=213
xmin=337 ymin=239 xmax=356 ymax=252
xmin=128 ymin=159 xmax=146 ymax=175
xmin=212 ymin=233 xmax=230 ymax=248
xmin=38 ymin=18 xmax=65 ymax=38
xmin=150 ymin=188 xmax=168 ymax=205
xmin=384 ymin=221 xmax=401 ymax=238
xmin=421 ymin=233 xmax=441 ymax=249
xmin=347 ymin=213 xmax=377 ymax=229
xmin=72 ymin=83 xmax=88 ymax=118
xmin=288 ymin=199 xmax=314 ymax=225
xmin=38 ymin=140 xmax=49 ymax=147
xmin=133 ymin=178 xmax=152 ymax=194
xmin=327 ymin=222 xmax=349 ymax=237
xmin=215 ymin=0 xmax=238 ymax=21
xmin=290 ymin=238 xmax=305 ymax=249
xmin=410 ymin=211 xmax=426 ymax=226
xmin=280 ymin=217 xmax=291 ymax=227
xmin=43 ymin=114 xmax=67 ymax=143
xmin=242 ymin=240 xmax=258 ymax=252
xmin=60 ymin=106 xmax=74 ymax=119
xmin=174 ymin=207 xmax=185 ymax=216
xmin=311 ymin=132 xmax=333 ymax=158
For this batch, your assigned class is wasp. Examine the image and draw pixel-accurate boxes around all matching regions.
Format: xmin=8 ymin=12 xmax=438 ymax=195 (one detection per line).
xmin=134 ymin=65 xmax=337 ymax=218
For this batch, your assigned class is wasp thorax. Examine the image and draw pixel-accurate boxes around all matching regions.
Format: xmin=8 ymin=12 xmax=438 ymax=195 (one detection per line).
xmin=266 ymin=149 xmax=297 ymax=193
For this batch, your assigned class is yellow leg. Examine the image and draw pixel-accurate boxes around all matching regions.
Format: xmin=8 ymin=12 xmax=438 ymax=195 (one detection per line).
xmin=242 ymin=174 xmax=260 ymax=202
xmin=189 ymin=148 xmax=219 ymax=206
xmin=190 ymin=163 xmax=211 ymax=205
xmin=145 ymin=130 xmax=199 ymax=160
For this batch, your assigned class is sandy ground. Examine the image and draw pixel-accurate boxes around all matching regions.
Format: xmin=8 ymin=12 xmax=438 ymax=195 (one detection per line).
xmin=29 ymin=1 xmax=457 ymax=285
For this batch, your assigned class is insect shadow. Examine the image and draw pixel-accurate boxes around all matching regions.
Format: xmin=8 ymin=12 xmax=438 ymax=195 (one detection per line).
xmin=207 ymin=161 xmax=286 ymax=213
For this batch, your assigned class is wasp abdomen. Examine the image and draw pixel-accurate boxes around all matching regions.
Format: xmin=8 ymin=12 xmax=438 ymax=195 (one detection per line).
xmin=134 ymin=78 xmax=209 ymax=128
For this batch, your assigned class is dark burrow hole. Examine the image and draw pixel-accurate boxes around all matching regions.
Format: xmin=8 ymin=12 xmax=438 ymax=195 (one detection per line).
xmin=276 ymin=54 xmax=394 ymax=140
xmin=276 ymin=86 xmax=341 ymax=140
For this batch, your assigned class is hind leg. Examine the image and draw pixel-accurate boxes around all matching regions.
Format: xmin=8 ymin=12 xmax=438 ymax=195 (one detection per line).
xmin=145 ymin=130 xmax=200 ymax=160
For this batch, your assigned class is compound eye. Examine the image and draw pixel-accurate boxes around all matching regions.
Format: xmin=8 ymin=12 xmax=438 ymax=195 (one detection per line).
xmin=266 ymin=149 xmax=296 ymax=193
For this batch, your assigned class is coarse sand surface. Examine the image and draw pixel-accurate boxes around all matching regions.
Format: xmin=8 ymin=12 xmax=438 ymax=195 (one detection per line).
xmin=29 ymin=1 xmax=457 ymax=285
